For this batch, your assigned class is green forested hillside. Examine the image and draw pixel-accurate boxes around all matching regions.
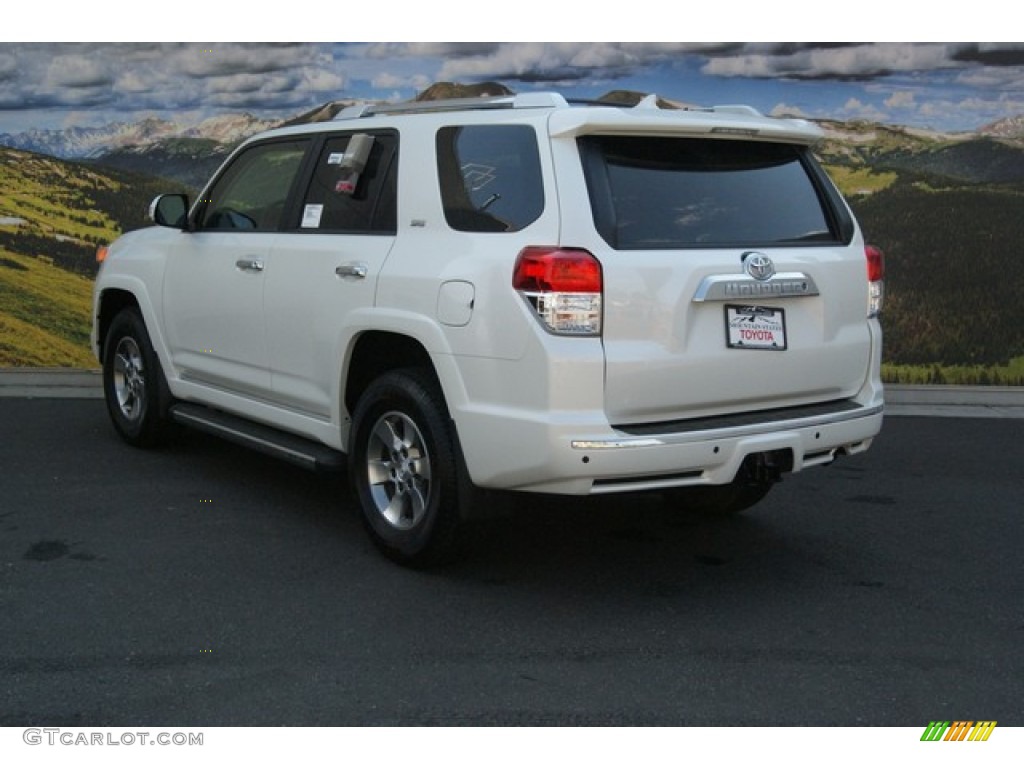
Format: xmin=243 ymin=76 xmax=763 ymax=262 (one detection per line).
xmin=0 ymin=146 xmax=178 ymax=275
xmin=820 ymin=125 xmax=1024 ymax=383
xmin=94 ymin=138 xmax=226 ymax=190
xmin=874 ymin=138 xmax=1024 ymax=185
xmin=848 ymin=181 xmax=1024 ymax=368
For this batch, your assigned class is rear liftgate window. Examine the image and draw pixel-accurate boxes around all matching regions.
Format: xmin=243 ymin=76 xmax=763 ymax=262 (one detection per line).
xmin=579 ymin=136 xmax=845 ymax=250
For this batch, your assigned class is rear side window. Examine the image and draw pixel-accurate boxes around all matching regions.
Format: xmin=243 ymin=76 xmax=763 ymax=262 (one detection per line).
xmin=437 ymin=125 xmax=544 ymax=232
xmin=300 ymin=132 xmax=397 ymax=233
xmin=579 ymin=136 xmax=842 ymax=249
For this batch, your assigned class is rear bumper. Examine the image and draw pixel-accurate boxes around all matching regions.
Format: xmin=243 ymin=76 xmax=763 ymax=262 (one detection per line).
xmin=456 ymin=398 xmax=883 ymax=494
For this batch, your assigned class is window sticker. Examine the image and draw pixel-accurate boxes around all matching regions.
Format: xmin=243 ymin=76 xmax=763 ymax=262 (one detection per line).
xmin=327 ymin=152 xmax=345 ymax=166
xmin=335 ymin=173 xmax=358 ymax=195
xmin=301 ymin=203 xmax=324 ymax=228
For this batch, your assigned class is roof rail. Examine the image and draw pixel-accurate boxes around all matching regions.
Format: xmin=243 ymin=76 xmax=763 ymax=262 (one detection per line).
xmin=710 ymin=105 xmax=764 ymax=118
xmin=335 ymin=92 xmax=569 ymax=120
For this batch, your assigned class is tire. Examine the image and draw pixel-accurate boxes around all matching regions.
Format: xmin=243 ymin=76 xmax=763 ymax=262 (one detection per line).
xmin=663 ymin=479 xmax=773 ymax=516
xmin=348 ymin=370 xmax=464 ymax=567
xmin=102 ymin=307 xmax=173 ymax=447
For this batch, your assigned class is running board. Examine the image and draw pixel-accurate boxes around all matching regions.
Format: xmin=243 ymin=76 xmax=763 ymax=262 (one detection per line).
xmin=169 ymin=403 xmax=345 ymax=473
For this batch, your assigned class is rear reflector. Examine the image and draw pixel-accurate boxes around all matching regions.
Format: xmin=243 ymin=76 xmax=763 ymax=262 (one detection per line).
xmin=513 ymin=247 xmax=603 ymax=336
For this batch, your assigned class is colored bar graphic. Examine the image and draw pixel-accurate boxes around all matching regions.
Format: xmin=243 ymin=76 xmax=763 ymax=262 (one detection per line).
xmin=920 ymin=720 xmax=996 ymax=742
xmin=921 ymin=721 xmax=950 ymax=741
xmin=945 ymin=721 xmax=972 ymax=741
xmin=968 ymin=722 xmax=997 ymax=741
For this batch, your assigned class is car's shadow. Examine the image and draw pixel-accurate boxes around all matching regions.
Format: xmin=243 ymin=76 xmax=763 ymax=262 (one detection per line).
xmin=149 ymin=420 xmax=866 ymax=605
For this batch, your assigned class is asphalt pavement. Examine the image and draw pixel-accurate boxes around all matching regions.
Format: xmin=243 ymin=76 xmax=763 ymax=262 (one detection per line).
xmin=0 ymin=393 xmax=1021 ymax=726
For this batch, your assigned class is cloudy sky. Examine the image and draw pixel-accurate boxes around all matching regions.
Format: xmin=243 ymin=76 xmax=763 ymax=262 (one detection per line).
xmin=1 ymin=42 xmax=1023 ymax=134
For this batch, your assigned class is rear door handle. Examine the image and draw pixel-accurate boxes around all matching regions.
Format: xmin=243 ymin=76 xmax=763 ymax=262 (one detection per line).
xmin=335 ymin=263 xmax=368 ymax=279
xmin=236 ymin=258 xmax=264 ymax=272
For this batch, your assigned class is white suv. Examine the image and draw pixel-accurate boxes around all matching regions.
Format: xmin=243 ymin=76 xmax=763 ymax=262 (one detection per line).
xmin=92 ymin=92 xmax=885 ymax=565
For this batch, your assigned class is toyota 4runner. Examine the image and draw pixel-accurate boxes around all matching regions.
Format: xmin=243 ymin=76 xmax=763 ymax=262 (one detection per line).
xmin=92 ymin=92 xmax=885 ymax=565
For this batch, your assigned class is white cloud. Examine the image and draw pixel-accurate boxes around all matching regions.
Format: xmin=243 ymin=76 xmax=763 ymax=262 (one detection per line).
xmin=364 ymin=43 xmax=499 ymax=60
xmin=1 ymin=42 xmax=1022 ymax=135
xmin=770 ymin=103 xmax=810 ymax=118
xmin=45 ymin=55 xmax=113 ymax=89
xmin=884 ymin=91 xmax=916 ymax=109
xmin=172 ymin=43 xmax=315 ymax=79
xmin=14 ymin=42 xmax=1024 ymax=83
xmin=955 ymin=66 xmax=1024 ymax=90
xmin=368 ymin=71 xmax=431 ymax=91
xmin=0 ymin=54 xmax=17 ymax=81
xmin=433 ymin=42 xmax=712 ymax=82
xmin=299 ymin=67 xmax=345 ymax=93
xmin=371 ymin=72 xmax=413 ymax=90
xmin=702 ymin=43 xmax=962 ymax=80
xmin=885 ymin=90 xmax=1024 ymax=131
xmin=360 ymin=42 xmax=1024 ymax=91
xmin=437 ymin=42 xmax=567 ymax=80
xmin=841 ymin=97 xmax=888 ymax=123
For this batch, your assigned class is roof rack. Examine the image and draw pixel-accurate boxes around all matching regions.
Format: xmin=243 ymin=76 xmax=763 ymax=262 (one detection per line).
xmin=334 ymin=92 xmax=770 ymax=122
xmin=335 ymin=92 xmax=570 ymax=120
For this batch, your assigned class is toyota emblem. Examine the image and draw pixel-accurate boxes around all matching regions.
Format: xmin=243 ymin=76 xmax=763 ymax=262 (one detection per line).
xmin=742 ymin=252 xmax=775 ymax=281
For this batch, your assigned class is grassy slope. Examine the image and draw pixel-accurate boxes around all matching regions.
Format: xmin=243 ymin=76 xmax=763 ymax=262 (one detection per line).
xmin=0 ymin=148 xmax=126 ymax=368
xmin=0 ymin=147 xmax=125 ymax=366
xmin=0 ymin=147 xmax=177 ymax=367
xmin=0 ymin=249 xmax=95 ymax=366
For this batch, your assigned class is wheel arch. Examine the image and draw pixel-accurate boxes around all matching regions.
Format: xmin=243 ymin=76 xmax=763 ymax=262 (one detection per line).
xmin=94 ymin=277 xmax=175 ymax=384
xmin=95 ymin=288 xmax=140 ymax=359
xmin=343 ymin=331 xmax=442 ymax=418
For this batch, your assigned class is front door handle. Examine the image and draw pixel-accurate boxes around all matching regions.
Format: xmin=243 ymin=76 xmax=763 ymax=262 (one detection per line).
xmin=335 ymin=263 xmax=368 ymax=279
xmin=236 ymin=258 xmax=264 ymax=272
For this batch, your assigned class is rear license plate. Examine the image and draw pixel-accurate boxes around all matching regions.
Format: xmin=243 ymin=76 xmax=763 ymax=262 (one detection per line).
xmin=725 ymin=305 xmax=787 ymax=351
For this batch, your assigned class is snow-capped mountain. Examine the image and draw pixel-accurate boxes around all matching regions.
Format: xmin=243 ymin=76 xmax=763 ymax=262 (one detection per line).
xmin=978 ymin=115 xmax=1024 ymax=139
xmin=0 ymin=113 xmax=279 ymax=159
xmin=179 ymin=113 xmax=280 ymax=144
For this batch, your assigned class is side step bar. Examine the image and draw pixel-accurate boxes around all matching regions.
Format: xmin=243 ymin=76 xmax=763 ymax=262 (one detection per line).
xmin=169 ymin=403 xmax=345 ymax=473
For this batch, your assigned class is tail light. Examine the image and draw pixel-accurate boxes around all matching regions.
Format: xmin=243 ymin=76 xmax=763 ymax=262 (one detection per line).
xmin=865 ymin=244 xmax=884 ymax=318
xmin=96 ymin=245 xmax=109 ymax=263
xmin=513 ymin=247 xmax=603 ymax=336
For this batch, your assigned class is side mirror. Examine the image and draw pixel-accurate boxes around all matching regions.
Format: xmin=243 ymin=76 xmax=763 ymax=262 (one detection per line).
xmin=148 ymin=194 xmax=189 ymax=229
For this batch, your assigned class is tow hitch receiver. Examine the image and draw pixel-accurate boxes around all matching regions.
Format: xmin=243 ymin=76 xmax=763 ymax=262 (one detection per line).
xmin=740 ymin=449 xmax=793 ymax=485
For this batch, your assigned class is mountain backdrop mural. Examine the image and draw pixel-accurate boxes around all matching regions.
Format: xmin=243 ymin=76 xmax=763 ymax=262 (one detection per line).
xmin=1 ymin=78 xmax=1023 ymax=383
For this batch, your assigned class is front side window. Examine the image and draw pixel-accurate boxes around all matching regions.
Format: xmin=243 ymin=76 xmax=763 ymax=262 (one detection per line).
xmin=580 ymin=136 xmax=841 ymax=249
xmin=436 ymin=125 xmax=544 ymax=233
xmin=198 ymin=140 xmax=309 ymax=231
